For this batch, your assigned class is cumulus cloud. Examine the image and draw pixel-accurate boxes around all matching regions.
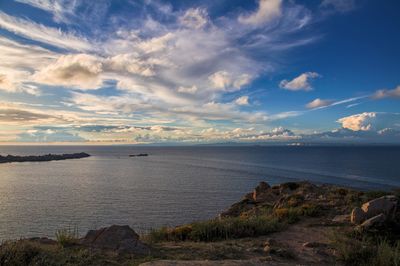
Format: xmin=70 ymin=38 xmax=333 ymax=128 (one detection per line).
xmin=239 ymin=0 xmax=282 ymax=26
xmin=280 ymin=72 xmax=320 ymax=91
xmin=33 ymin=54 xmax=103 ymax=89
xmin=372 ymin=85 xmax=400 ymax=99
xmin=306 ymin=98 xmax=334 ymax=109
xmin=179 ymin=8 xmax=208 ymax=29
xmin=208 ymin=71 xmax=252 ymax=91
xmin=17 ymin=128 xmax=86 ymax=142
xmin=337 ymin=112 xmax=400 ymax=131
xmin=235 ymin=96 xmax=250 ymax=106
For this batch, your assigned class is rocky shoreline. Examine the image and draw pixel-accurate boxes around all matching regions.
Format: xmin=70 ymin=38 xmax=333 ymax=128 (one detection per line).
xmin=1 ymin=180 xmax=399 ymax=265
xmin=0 ymin=152 xmax=90 ymax=164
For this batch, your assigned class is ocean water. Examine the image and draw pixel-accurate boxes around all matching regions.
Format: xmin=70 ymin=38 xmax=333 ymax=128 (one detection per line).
xmin=0 ymin=145 xmax=399 ymax=240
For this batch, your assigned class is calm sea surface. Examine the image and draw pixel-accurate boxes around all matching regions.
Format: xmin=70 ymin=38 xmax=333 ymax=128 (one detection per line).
xmin=0 ymin=145 xmax=399 ymax=240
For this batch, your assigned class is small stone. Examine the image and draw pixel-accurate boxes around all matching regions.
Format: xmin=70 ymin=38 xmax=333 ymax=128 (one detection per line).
xmin=263 ymin=245 xmax=272 ymax=254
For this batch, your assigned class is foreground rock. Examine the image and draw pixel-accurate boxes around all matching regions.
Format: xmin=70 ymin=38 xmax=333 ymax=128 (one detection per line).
xmin=81 ymin=225 xmax=149 ymax=254
xmin=0 ymin=152 xmax=90 ymax=164
xmin=350 ymin=195 xmax=399 ymax=230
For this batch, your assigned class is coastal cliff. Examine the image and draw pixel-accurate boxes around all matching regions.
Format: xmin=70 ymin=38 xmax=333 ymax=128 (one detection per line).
xmin=1 ymin=181 xmax=399 ymax=265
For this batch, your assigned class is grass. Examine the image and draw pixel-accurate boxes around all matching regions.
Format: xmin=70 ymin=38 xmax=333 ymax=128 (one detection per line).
xmin=0 ymin=240 xmax=157 ymax=266
xmin=55 ymin=227 xmax=79 ymax=248
xmin=147 ymin=201 xmax=323 ymax=243
xmin=148 ymin=215 xmax=283 ymax=242
xmin=330 ymin=230 xmax=400 ymax=266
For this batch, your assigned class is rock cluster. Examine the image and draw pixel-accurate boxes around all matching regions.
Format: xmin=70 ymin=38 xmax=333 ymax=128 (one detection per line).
xmin=81 ymin=225 xmax=149 ymax=254
xmin=220 ymin=181 xmax=322 ymax=218
xmin=350 ymin=195 xmax=399 ymax=230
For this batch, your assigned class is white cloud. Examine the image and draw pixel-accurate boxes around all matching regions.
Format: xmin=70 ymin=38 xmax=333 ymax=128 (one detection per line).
xmin=338 ymin=112 xmax=376 ymax=131
xmin=15 ymin=0 xmax=78 ymax=24
xmin=306 ymin=98 xmax=334 ymax=109
xmin=209 ymin=71 xmax=252 ymax=91
xmin=235 ymin=96 xmax=250 ymax=106
xmin=372 ymin=85 xmax=400 ymax=99
xmin=337 ymin=112 xmax=400 ymax=132
xmin=33 ymin=54 xmax=103 ymax=89
xmin=280 ymin=72 xmax=320 ymax=91
xmin=106 ymin=54 xmax=156 ymax=77
xmin=179 ymin=8 xmax=208 ymax=29
xmin=0 ymin=1 xmax=321 ymax=143
xmin=239 ymin=0 xmax=282 ymax=26
xmin=0 ymin=11 xmax=91 ymax=51
xmin=178 ymin=85 xmax=198 ymax=94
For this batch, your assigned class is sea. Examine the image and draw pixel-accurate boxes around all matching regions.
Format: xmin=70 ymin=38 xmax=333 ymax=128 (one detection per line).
xmin=0 ymin=145 xmax=399 ymax=240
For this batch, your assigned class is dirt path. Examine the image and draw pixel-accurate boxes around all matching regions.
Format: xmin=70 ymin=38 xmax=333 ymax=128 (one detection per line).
xmin=266 ymin=218 xmax=338 ymax=265
xmin=140 ymin=217 xmax=341 ymax=266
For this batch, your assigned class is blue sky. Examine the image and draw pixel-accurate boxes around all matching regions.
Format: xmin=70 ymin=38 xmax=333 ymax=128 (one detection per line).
xmin=0 ymin=0 xmax=399 ymax=144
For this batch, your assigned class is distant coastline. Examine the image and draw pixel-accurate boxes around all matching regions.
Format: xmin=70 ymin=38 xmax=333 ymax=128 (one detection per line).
xmin=0 ymin=152 xmax=90 ymax=164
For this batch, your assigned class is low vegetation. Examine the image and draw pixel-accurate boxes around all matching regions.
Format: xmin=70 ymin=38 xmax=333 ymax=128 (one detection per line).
xmin=331 ymin=229 xmax=400 ymax=266
xmin=1 ymin=181 xmax=399 ymax=265
xmin=148 ymin=216 xmax=282 ymax=242
xmin=55 ymin=227 xmax=79 ymax=248
xmin=147 ymin=202 xmax=321 ymax=243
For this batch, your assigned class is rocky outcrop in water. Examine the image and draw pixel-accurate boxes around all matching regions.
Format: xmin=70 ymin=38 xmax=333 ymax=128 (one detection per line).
xmin=129 ymin=153 xmax=149 ymax=157
xmin=0 ymin=152 xmax=90 ymax=164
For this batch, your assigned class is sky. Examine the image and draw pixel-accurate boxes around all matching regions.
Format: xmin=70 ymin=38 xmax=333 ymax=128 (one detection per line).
xmin=0 ymin=0 xmax=399 ymax=145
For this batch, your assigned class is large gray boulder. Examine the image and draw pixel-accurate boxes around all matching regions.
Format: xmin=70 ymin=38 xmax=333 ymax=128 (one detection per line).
xmin=361 ymin=195 xmax=398 ymax=219
xmin=81 ymin=225 xmax=149 ymax=254
xmin=350 ymin=195 xmax=399 ymax=225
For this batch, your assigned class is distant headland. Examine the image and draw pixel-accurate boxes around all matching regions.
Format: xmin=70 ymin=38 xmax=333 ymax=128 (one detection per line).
xmin=0 ymin=152 xmax=90 ymax=164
